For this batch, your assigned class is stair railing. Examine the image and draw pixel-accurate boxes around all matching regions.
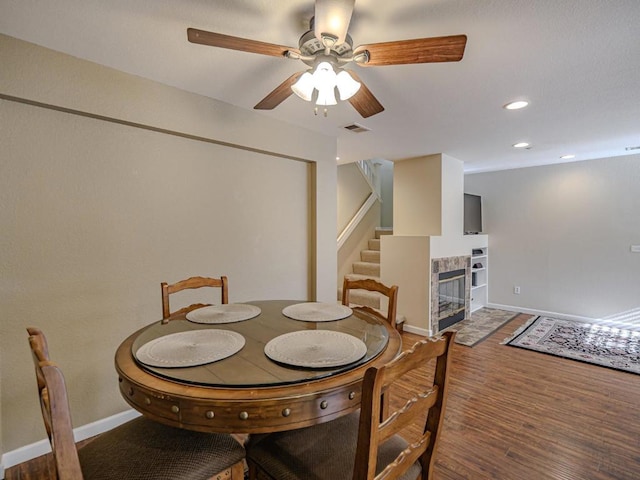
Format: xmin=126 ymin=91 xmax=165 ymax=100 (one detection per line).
xmin=337 ymin=159 xmax=382 ymax=249
xmin=357 ymin=159 xmax=382 ymax=201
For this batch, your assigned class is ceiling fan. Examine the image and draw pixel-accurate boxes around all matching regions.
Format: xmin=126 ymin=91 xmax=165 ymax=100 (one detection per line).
xmin=187 ymin=0 xmax=466 ymax=118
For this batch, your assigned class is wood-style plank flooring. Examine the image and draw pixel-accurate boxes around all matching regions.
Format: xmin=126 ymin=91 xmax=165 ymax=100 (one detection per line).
xmin=394 ymin=314 xmax=640 ymax=479
xmin=8 ymin=314 xmax=640 ymax=479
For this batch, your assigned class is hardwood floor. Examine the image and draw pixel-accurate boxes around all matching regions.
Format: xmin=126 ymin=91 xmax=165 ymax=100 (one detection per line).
xmin=8 ymin=313 xmax=640 ymax=479
xmin=394 ymin=314 xmax=640 ymax=479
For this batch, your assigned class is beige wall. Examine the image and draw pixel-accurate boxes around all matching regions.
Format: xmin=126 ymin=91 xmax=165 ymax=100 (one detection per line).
xmin=393 ymin=154 xmax=443 ymax=236
xmin=381 ymin=235 xmax=432 ymax=331
xmin=378 ymin=159 xmax=394 ymax=228
xmin=440 ymin=154 xmax=465 ymax=237
xmin=337 ymin=163 xmax=372 ymax=235
xmin=0 ymin=34 xmax=337 ymax=456
xmin=465 ymin=155 xmax=640 ymax=318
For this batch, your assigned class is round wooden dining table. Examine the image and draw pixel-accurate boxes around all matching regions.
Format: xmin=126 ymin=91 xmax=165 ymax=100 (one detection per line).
xmin=115 ymin=300 xmax=402 ymax=434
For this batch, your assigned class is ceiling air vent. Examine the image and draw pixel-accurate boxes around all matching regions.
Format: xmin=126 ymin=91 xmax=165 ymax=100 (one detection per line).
xmin=343 ymin=123 xmax=371 ymax=133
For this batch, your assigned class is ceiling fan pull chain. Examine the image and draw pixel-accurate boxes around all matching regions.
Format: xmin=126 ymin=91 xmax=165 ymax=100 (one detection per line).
xmin=312 ymin=106 xmax=330 ymax=117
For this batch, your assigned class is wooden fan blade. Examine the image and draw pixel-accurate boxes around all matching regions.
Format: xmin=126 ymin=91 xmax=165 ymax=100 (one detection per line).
xmin=314 ymin=0 xmax=355 ymax=45
xmin=254 ymin=72 xmax=304 ymax=110
xmin=187 ymin=28 xmax=298 ymax=58
xmin=347 ymin=71 xmax=384 ymax=118
xmin=354 ymin=34 xmax=467 ymax=66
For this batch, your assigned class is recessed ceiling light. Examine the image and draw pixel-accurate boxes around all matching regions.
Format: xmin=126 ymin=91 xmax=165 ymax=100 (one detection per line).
xmin=336 ymin=156 xmax=340 ymax=161
xmin=504 ymin=100 xmax=529 ymax=110
xmin=513 ymin=142 xmax=530 ymax=148
xmin=560 ymin=154 xmax=575 ymax=159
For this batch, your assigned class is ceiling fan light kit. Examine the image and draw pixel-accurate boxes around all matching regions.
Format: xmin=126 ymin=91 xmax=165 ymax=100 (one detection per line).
xmin=187 ymin=0 xmax=467 ymax=118
xmin=291 ymin=62 xmax=361 ymax=106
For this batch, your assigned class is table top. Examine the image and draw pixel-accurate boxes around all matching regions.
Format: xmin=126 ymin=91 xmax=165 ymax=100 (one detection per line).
xmin=115 ymin=300 xmax=402 ymax=434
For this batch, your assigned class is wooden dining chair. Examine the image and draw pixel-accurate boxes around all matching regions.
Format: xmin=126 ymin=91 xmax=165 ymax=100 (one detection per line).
xmin=161 ymin=275 xmax=229 ymax=321
xmin=246 ymin=331 xmax=456 ymax=480
xmin=342 ymin=277 xmax=401 ymax=421
xmin=342 ymin=277 xmax=400 ymax=331
xmin=26 ymin=327 xmax=246 ymax=480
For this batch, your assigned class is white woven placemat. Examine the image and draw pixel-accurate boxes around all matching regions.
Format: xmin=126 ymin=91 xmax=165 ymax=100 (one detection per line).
xmin=135 ymin=329 xmax=245 ymax=368
xmin=186 ymin=304 xmax=261 ymax=324
xmin=264 ymin=330 xmax=366 ymax=368
xmin=281 ymin=302 xmax=352 ymax=322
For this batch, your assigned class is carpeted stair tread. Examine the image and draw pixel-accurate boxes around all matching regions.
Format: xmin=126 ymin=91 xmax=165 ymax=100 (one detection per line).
xmin=348 ymin=289 xmax=382 ymax=309
xmin=360 ymin=249 xmax=380 ymax=263
xmin=344 ymin=273 xmax=380 ymax=282
xmin=375 ymin=227 xmax=393 ymax=239
xmin=352 ymin=261 xmax=380 ymax=276
xmin=368 ymin=238 xmax=381 ymax=251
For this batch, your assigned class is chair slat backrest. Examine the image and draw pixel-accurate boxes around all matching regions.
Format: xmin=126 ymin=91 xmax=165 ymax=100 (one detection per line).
xmin=342 ymin=278 xmax=399 ymax=330
xmin=353 ymin=331 xmax=455 ymax=480
xmin=161 ymin=275 xmax=228 ymax=321
xmin=27 ymin=327 xmax=85 ymax=479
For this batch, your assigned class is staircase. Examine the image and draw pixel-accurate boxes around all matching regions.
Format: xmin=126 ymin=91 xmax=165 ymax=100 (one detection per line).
xmin=340 ymin=228 xmax=405 ymax=331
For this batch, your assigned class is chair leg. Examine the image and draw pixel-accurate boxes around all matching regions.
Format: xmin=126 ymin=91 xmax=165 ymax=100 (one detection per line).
xmin=230 ymin=461 xmax=245 ymax=479
xmin=247 ymin=460 xmax=258 ymax=480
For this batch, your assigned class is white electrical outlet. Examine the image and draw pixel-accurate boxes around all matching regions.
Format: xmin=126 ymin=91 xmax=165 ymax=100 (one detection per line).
xmin=514 ymin=286 xmax=521 ymax=294
xmin=631 ymin=245 xmax=640 ymax=253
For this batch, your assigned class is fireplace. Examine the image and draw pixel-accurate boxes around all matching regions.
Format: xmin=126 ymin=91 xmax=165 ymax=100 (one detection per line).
xmin=431 ymin=255 xmax=471 ymax=332
xmin=438 ymin=269 xmax=466 ymax=329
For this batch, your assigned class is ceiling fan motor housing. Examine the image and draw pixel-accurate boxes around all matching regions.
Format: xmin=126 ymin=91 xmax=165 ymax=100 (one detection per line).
xmin=298 ymin=29 xmax=353 ymax=66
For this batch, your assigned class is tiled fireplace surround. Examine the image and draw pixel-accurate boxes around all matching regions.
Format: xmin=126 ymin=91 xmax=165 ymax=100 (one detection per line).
xmin=430 ymin=255 xmax=472 ymax=332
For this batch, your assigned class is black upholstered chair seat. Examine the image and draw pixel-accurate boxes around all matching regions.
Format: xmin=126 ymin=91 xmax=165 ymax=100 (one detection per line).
xmin=246 ymin=411 xmax=421 ymax=480
xmin=78 ymin=416 xmax=245 ymax=480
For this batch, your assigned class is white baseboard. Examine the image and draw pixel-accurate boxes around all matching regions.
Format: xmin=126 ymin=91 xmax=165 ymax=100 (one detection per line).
xmin=1 ymin=409 xmax=140 ymax=473
xmin=403 ymin=324 xmax=431 ymax=337
xmin=488 ymin=303 xmax=640 ymax=332
xmin=486 ymin=303 xmax=596 ymax=322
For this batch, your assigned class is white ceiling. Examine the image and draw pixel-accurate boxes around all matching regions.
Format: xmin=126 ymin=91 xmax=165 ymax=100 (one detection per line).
xmin=2 ymin=0 xmax=640 ymax=172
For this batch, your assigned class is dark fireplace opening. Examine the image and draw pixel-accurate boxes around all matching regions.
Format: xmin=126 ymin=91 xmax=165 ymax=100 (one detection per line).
xmin=438 ymin=268 xmax=466 ymax=330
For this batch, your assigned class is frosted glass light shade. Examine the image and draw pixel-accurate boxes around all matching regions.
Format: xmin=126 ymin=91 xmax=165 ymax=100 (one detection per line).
xmin=313 ymin=62 xmax=338 ymax=105
xmin=316 ymin=86 xmax=337 ymax=106
xmin=336 ymin=70 xmax=361 ymax=100
xmin=291 ymin=72 xmax=315 ymax=101
xmin=312 ymin=62 xmax=337 ymax=89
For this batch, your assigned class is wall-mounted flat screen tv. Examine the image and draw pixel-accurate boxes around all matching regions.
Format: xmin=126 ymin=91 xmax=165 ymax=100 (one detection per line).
xmin=464 ymin=193 xmax=483 ymax=234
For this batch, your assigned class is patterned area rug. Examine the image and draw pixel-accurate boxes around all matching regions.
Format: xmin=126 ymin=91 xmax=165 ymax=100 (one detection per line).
xmin=504 ymin=316 xmax=640 ymax=375
xmin=445 ymin=308 xmax=519 ymax=347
